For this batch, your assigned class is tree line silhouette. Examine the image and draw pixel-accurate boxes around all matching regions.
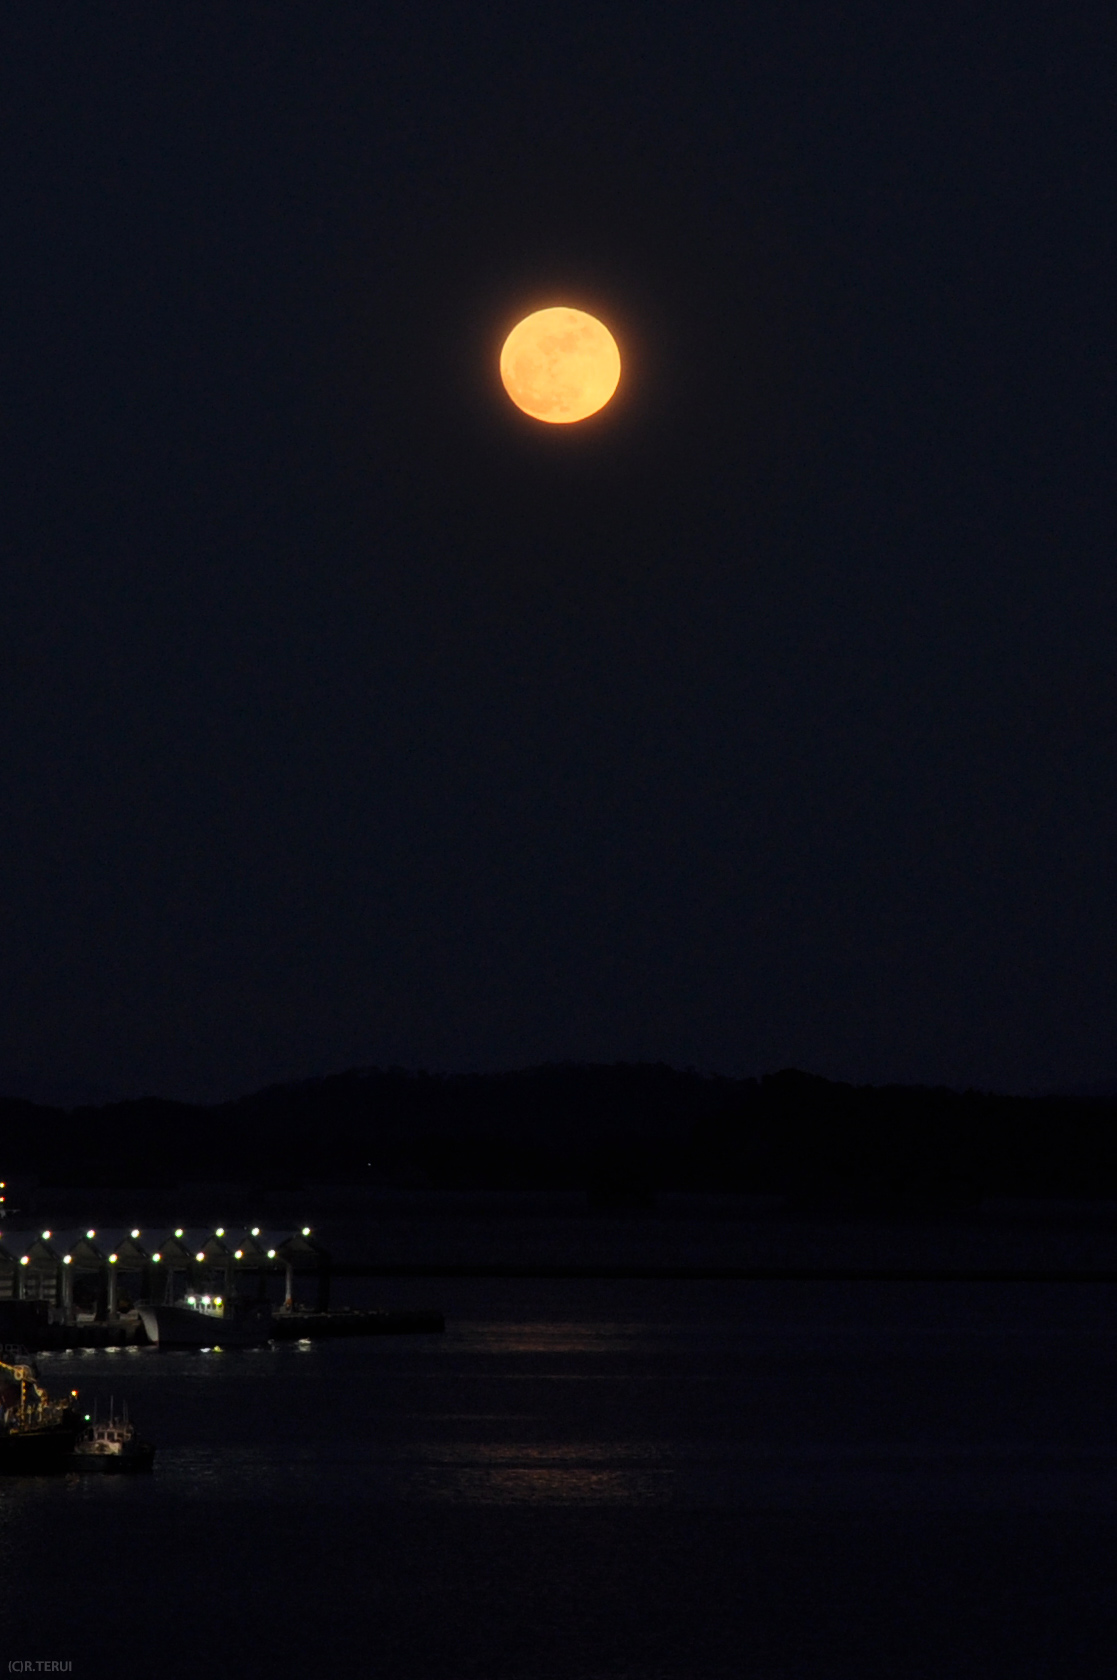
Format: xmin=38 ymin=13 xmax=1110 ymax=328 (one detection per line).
xmin=3 ymin=1064 xmax=1117 ymax=1202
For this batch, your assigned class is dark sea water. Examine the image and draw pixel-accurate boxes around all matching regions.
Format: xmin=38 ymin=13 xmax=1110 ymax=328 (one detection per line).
xmin=4 ymin=1277 xmax=1117 ymax=1679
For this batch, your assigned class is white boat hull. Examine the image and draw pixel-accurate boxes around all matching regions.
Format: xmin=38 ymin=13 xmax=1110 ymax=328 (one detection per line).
xmin=138 ymin=1303 xmax=272 ymax=1348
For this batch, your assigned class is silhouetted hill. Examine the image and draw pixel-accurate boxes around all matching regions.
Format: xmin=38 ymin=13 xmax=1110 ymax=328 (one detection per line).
xmin=4 ymin=1064 xmax=1117 ymax=1201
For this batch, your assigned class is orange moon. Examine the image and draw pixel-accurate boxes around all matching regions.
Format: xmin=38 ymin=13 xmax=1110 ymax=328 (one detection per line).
xmin=499 ymin=307 xmax=621 ymax=424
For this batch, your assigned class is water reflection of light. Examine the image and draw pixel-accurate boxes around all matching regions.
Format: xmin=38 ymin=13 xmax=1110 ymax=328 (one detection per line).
xmin=466 ymin=1321 xmax=654 ymax=1355
xmin=407 ymin=1440 xmax=673 ymax=1505
xmin=422 ymin=1441 xmax=667 ymax=1463
xmin=413 ymin=1466 xmax=669 ymax=1504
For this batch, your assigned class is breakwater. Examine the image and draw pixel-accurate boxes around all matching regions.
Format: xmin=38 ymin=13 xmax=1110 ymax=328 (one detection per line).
xmin=5 ymin=1306 xmax=444 ymax=1353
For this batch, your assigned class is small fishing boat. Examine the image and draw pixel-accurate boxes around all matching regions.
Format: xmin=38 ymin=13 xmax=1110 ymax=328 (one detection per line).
xmin=0 ymin=1355 xmax=81 ymax=1474
xmin=71 ymin=1399 xmax=154 ymax=1472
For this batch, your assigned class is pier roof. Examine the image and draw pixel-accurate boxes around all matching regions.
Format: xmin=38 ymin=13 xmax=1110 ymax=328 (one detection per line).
xmin=0 ymin=1226 xmax=327 ymax=1268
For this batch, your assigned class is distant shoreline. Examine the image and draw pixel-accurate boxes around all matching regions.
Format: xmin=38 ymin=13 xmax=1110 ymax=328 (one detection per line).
xmin=330 ymin=1261 xmax=1117 ymax=1283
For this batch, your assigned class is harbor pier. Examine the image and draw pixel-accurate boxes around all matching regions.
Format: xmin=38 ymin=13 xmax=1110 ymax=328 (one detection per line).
xmin=0 ymin=1224 xmax=444 ymax=1349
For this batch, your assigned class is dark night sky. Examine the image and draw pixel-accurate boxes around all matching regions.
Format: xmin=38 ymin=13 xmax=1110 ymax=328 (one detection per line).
xmin=2 ymin=4 xmax=1114 ymax=1104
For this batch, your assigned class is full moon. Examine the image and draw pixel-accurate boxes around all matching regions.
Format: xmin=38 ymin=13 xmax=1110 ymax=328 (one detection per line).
xmin=499 ymin=307 xmax=621 ymax=424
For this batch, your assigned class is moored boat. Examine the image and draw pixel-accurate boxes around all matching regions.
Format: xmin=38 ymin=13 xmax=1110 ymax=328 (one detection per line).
xmin=71 ymin=1400 xmax=154 ymax=1472
xmin=137 ymin=1295 xmax=272 ymax=1348
xmin=0 ymin=1355 xmax=81 ymax=1474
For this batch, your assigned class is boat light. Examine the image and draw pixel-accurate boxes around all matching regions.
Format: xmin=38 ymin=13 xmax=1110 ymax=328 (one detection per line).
xmin=267 ymin=1249 xmax=276 ymax=1259
xmin=19 ymin=1255 xmax=28 ymax=1265
xmin=109 ymin=1254 xmax=118 ymax=1264
xmin=131 ymin=1229 xmax=140 ymax=1239
xmin=86 ymin=1229 xmax=95 ymax=1239
xmin=215 ymin=1227 xmax=224 ymax=1237
xmin=63 ymin=1255 xmax=71 ymax=1265
xmin=175 ymin=1229 xmax=184 ymax=1238
xmin=42 ymin=1229 xmax=51 ymax=1239
xmin=196 ymin=1252 xmax=205 ymax=1262
xmin=234 ymin=1249 xmax=243 ymax=1259
xmin=152 ymin=1253 xmax=161 ymax=1262
xmin=251 ymin=1227 xmax=260 ymax=1237
xmin=302 ymin=1227 xmax=311 ymax=1236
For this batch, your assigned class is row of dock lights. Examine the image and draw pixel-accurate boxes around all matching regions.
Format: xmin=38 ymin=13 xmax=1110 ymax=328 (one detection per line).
xmin=25 ymin=1225 xmax=311 ymax=1242
xmin=2 ymin=1226 xmax=318 ymax=1270
xmin=1 ymin=1221 xmax=329 ymax=1315
xmin=19 ymin=1226 xmax=306 ymax=1242
xmin=3 ymin=1224 xmax=315 ymax=1261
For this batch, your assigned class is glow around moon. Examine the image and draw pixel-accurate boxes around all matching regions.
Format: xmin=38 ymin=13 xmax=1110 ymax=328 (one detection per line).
xmin=499 ymin=307 xmax=621 ymax=424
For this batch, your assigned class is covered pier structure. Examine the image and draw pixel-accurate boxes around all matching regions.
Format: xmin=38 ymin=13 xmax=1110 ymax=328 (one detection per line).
xmin=0 ymin=1225 xmax=330 ymax=1324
